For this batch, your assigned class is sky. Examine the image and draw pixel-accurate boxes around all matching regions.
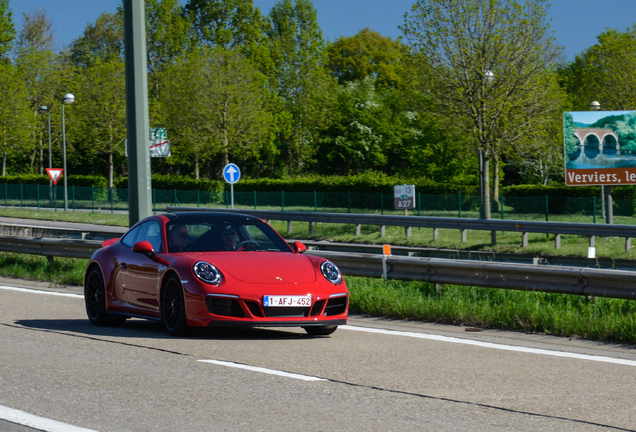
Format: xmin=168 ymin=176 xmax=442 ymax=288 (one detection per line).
xmin=9 ymin=0 xmax=636 ymax=61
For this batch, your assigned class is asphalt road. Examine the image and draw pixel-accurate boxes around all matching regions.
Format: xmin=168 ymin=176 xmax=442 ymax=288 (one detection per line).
xmin=1 ymin=278 xmax=636 ymax=432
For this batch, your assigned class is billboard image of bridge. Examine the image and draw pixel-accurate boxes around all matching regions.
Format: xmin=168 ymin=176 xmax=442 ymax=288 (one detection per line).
xmin=564 ymin=110 xmax=636 ymax=186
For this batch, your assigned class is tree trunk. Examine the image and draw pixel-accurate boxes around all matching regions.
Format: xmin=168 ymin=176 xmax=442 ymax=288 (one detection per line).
xmin=108 ymin=151 xmax=114 ymax=188
xmin=482 ymin=156 xmax=491 ymax=219
xmin=493 ymin=154 xmax=500 ymax=204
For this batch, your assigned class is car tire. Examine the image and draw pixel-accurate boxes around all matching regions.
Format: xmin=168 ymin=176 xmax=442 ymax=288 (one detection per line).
xmin=162 ymin=274 xmax=188 ymax=336
xmin=303 ymin=325 xmax=338 ymax=336
xmin=84 ymin=266 xmax=126 ymax=326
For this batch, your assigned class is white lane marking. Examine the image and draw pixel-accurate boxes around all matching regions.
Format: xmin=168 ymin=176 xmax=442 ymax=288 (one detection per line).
xmin=343 ymin=325 xmax=636 ymax=367
xmin=198 ymin=360 xmax=325 ymax=381
xmin=0 ymin=285 xmax=83 ymax=299
xmin=0 ymin=405 xmax=98 ymax=432
xmin=3 ymin=284 xmax=635 ymax=367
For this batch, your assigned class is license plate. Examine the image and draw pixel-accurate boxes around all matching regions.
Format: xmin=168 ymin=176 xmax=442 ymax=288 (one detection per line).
xmin=263 ymin=295 xmax=311 ymax=307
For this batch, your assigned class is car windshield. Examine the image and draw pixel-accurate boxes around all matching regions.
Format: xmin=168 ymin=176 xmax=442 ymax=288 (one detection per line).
xmin=166 ymin=214 xmax=292 ymax=253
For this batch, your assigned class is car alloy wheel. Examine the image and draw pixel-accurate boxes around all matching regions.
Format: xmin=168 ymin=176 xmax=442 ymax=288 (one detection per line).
xmin=162 ymin=275 xmax=188 ymax=336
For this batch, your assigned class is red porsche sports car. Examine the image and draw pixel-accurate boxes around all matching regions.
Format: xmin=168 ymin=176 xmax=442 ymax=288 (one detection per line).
xmin=84 ymin=211 xmax=348 ymax=336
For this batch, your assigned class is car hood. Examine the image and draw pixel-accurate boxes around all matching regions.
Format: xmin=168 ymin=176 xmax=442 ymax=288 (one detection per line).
xmin=189 ymin=252 xmax=317 ymax=284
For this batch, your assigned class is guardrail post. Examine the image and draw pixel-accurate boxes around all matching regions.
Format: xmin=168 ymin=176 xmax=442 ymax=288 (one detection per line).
xmin=626 ymin=237 xmax=631 ymax=252
xmin=433 ymin=228 xmax=439 ymax=241
xmin=356 ymin=224 xmax=361 ymax=236
xmin=522 ymin=232 xmax=528 ymax=247
xmin=461 ymin=229 xmax=467 ymax=243
xmin=380 ymin=225 xmax=386 ymax=237
xmin=555 ymin=234 xmax=561 ymax=249
xmin=309 ymin=221 xmax=314 ymax=235
xmin=405 ymin=226 xmax=411 ymax=239
xmin=589 ymin=236 xmax=595 ymax=247
xmin=287 ymin=220 xmax=292 ymax=234
xmin=491 ymin=230 xmax=497 ymax=245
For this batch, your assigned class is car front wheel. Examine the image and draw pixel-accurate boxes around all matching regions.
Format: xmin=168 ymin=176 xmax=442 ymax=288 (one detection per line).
xmin=162 ymin=274 xmax=188 ymax=336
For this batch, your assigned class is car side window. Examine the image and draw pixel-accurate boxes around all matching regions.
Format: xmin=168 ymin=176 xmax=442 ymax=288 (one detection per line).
xmin=137 ymin=221 xmax=162 ymax=252
xmin=121 ymin=225 xmax=141 ymax=247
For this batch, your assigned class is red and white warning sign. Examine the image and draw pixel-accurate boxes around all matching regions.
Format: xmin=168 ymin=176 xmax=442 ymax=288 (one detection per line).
xmin=46 ymin=168 xmax=64 ymax=185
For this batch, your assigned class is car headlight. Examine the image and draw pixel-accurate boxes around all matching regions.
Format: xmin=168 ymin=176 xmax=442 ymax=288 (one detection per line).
xmin=320 ymin=261 xmax=342 ymax=285
xmin=193 ymin=261 xmax=223 ymax=285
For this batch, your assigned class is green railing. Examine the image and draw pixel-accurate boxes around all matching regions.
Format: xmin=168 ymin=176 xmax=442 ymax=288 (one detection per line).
xmin=0 ymin=183 xmax=632 ymax=223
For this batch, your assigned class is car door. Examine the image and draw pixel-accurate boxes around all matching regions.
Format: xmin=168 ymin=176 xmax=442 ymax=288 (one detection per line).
xmin=118 ymin=220 xmax=164 ymax=314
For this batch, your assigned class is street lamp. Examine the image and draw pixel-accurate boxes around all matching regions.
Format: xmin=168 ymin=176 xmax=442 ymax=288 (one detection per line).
xmin=62 ymin=93 xmax=75 ymax=211
xmin=589 ymin=101 xmax=612 ymax=223
xmin=38 ymin=106 xmax=53 ymax=200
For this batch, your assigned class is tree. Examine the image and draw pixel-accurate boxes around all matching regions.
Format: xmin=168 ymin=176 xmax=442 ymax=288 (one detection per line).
xmin=326 ymin=28 xmax=407 ymax=89
xmin=71 ymin=60 xmax=127 ymax=187
xmin=559 ymin=27 xmax=636 ymax=111
xmin=15 ymin=9 xmax=53 ymax=52
xmin=0 ymin=62 xmax=31 ymax=176
xmin=266 ymin=0 xmax=336 ymax=174
xmin=14 ymin=9 xmax=64 ymax=174
xmin=0 ymin=0 xmax=15 ymax=60
xmin=145 ymin=0 xmax=193 ymax=102
xmin=402 ymin=0 xmax=561 ymax=218
xmin=67 ymin=12 xmax=123 ymax=69
xmin=162 ymin=48 xmax=273 ymax=179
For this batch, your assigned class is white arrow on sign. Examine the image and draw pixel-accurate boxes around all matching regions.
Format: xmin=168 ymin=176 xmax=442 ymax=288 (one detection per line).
xmin=223 ymin=163 xmax=241 ymax=184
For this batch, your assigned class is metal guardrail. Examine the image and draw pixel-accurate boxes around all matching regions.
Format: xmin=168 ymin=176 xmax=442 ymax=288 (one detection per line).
xmin=167 ymin=206 xmax=636 ymax=251
xmin=2 ymin=234 xmax=634 ymax=301
xmin=306 ymin=251 xmax=636 ymax=301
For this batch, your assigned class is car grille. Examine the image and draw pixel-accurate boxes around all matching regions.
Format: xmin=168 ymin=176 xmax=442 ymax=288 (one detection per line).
xmin=324 ymin=296 xmax=348 ymax=316
xmin=206 ymin=295 xmax=348 ymax=318
xmin=263 ymin=306 xmax=310 ymax=318
xmin=206 ymin=297 xmax=245 ymax=318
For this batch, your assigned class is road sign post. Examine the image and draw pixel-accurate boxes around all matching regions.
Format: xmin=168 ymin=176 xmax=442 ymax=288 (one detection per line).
xmin=223 ymin=163 xmax=241 ymax=209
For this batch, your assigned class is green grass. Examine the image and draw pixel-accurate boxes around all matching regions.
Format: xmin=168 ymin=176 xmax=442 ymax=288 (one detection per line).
xmin=347 ymin=276 xmax=636 ymax=344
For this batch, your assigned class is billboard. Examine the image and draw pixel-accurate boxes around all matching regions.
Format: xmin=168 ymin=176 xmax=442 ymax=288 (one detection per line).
xmin=564 ymin=110 xmax=636 ymax=186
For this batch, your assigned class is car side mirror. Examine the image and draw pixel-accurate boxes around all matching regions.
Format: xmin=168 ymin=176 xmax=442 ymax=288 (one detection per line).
xmin=132 ymin=240 xmax=155 ymax=255
xmin=292 ymin=241 xmax=307 ymax=254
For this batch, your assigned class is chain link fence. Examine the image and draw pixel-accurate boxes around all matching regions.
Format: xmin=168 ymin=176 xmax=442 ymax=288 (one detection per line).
xmin=0 ymin=183 xmax=632 ymax=223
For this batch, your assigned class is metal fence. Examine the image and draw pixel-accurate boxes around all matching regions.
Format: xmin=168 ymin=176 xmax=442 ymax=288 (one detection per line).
xmin=0 ymin=182 xmax=633 ymax=222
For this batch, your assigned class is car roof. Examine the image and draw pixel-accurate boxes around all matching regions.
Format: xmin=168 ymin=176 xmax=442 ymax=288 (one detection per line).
xmin=164 ymin=211 xmax=261 ymax=225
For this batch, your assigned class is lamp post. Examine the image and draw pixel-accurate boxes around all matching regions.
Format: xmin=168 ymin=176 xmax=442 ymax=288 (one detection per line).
xmin=62 ymin=93 xmax=75 ymax=211
xmin=590 ymin=100 xmax=612 ymax=224
xmin=38 ymin=106 xmax=53 ymax=199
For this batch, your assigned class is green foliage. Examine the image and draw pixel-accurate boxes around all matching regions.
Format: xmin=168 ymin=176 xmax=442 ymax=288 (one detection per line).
xmin=0 ymin=0 xmax=15 ymax=59
xmin=115 ymin=174 xmax=223 ymax=193
xmin=325 ymin=28 xmax=407 ymax=89
xmin=233 ymin=172 xmax=476 ymax=194
xmin=67 ymin=12 xmax=123 ymax=68
xmin=560 ymin=26 xmax=636 ymax=111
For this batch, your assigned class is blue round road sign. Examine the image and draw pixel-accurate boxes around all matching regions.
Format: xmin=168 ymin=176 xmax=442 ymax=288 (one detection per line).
xmin=223 ymin=163 xmax=241 ymax=184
